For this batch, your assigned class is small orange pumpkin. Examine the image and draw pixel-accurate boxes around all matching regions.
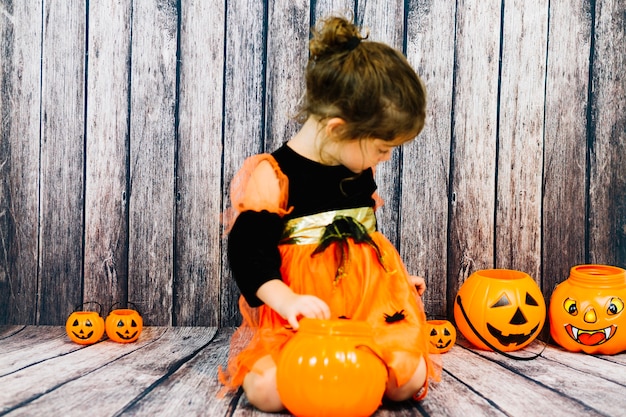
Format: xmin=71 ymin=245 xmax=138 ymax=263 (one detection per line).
xmin=105 ymin=308 xmax=143 ymax=343
xmin=427 ymin=320 xmax=456 ymax=353
xmin=454 ymin=269 xmax=546 ymax=352
xmin=549 ymin=264 xmax=626 ymax=355
xmin=66 ymin=305 xmax=105 ymax=345
xmin=276 ymin=318 xmax=387 ymax=417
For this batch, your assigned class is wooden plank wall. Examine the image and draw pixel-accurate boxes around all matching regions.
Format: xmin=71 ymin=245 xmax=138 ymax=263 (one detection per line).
xmin=1 ymin=0 xmax=624 ymax=327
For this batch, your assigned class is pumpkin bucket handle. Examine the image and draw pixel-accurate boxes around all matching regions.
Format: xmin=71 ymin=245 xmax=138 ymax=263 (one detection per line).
xmin=73 ymin=301 xmax=104 ymax=317
xmin=455 ymin=295 xmax=546 ymax=360
xmin=108 ymin=301 xmax=142 ymax=316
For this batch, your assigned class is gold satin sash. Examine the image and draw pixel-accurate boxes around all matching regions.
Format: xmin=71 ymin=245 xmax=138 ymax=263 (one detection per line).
xmin=280 ymin=207 xmax=377 ymax=245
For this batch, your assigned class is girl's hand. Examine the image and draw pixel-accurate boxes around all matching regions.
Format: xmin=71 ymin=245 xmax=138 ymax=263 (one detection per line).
xmin=409 ymin=275 xmax=426 ymax=296
xmin=278 ymin=293 xmax=331 ymax=330
xmin=256 ymin=279 xmax=331 ymax=330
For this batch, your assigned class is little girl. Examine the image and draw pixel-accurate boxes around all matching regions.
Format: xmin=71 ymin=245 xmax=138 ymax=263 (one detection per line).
xmin=220 ymin=15 xmax=441 ymax=412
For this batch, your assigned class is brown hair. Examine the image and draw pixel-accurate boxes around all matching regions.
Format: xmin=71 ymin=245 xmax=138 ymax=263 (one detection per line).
xmin=300 ymin=16 xmax=426 ymax=143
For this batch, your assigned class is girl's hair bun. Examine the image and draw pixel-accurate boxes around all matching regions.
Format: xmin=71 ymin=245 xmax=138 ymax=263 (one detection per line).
xmin=309 ymin=16 xmax=365 ymax=60
xmin=302 ymin=14 xmax=426 ymax=143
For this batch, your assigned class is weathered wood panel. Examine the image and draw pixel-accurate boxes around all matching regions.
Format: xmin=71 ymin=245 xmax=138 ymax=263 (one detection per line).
xmin=0 ymin=325 xmax=24 ymax=340
xmin=495 ymin=0 xmax=548 ymax=280
xmin=0 ymin=327 xmax=215 ymax=416
xmin=446 ymin=0 xmax=502 ymax=316
xmin=313 ymin=0 xmax=354 ymax=21
xmin=449 ymin=339 xmax=619 ymax=417
xmin=4 ymin=327 xmax=626 ymax=416
xmin=402 ymin=0 xmax=455 ymax=318
xmin=83 ymin=0 xmax=132 ymax=314
xmin=542 ymin=1 xmax=591 ymax=296
xmin=464 ymin=339 xmax=626 ymax=416
xmin=220 ymin=0 xmax=268 ymax=326
xmin=127 ymin=0 xmax=178 ymax=326
xmin=1 ymin=0 xmax=625 ymax=327
xmin=0 ymin=328 xmax=168 ymax=411
xmin=174 ymin=0 xmax=225 ymax=326
xmin=417 ymin=369 xmax=507 ymax=416
xmin=588 ymin=0 xmax=626 ymax=266
xmin=0 ymin=2 xmax=42 ymax=324
xmin=358 ymin=0 xmax=405 ymax=247
xmin=37 ymin=1 xmax=86 ymax=324
xmin=0 ymin=327 xmax=79 ymax=375
xmin=264 ymin=0 xmax=310 ymax=152
xmin=120 ymin=328 xmax=234 ymax=416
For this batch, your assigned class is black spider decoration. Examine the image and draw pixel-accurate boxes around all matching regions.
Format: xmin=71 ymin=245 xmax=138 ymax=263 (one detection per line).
xmin=384 ymin=310 xmax=406 ymax=323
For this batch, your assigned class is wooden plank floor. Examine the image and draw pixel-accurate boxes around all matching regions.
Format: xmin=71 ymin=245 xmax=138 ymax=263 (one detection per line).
xmin=1 ymin=326 xmax=625 ymax=416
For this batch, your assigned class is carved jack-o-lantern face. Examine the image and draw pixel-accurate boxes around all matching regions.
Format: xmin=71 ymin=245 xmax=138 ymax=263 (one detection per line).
xmin=550 ymin=264 xmax=626 ymax=355
xmin=427 ymin=320 xmax=456 ymax=353
xmin=66 ymin=311 xmax=105 ymax=345
xmin=105 ymin=309 xmax=143 ymax=343
xmin=454 ymin=269 xmax=546 ymax=352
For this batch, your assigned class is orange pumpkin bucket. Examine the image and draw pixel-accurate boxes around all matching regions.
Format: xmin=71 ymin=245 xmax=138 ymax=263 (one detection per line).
xmin=276 ymin=318 xmax=387 ymax=417
xmin=427 ymin=319 xmax=456 ymax=353
xmin=105 ymin=305 xmax=143 ymax=343
xmin=454 ymin=269 xmax=546 ymax=352
xmin=549 ymin=264 xmax=626 ymax=355
xmin=65 ymin=302 xmax=105 ymax=345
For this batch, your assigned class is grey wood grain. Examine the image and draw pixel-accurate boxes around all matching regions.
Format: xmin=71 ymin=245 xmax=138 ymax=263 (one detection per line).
xmin=358 ymin=0 xmax=405 ymax=248
xmin=220 ymin=0 xmax=268 ymax=327
xmin=541 ymin=1 xmax=591 ymax=301
xmin=588 ymin=0 xmax=626 ymax=267
xmin=174 ymin=0 xmax=225 ymax=326
xmin=127 ymin=0 xmax=178 ymax=326
xmin=1 ymin=1 xmax=625 ymax=328
xmin=402 ymin=0 xmax=456 ymax=319
xmin=446 ymin=0 xmax=502 ymax=316
xmin=83 ymin=0 xmax=132 ymax=314
xmin=38 ymin=0 xmax=86 ymax=324
xmin=263 ymin=0 xmax=310 ymax=152
xmin=3 ymin=327 xmax=625 ymax=417
xmin=0 ymin=1 xmax=42 ymax=324
xmin=313 ymin=0 xmax=355 ymax=22
xmin=459 ymin=339 xmax=625 ymax=416
xmin=444 ymin=341 xmax=606 ymax=417
xmin=495 ymin=0 xmax=548 ymax=279
xmin=0 ymin=326 xmax=78 ymax=376
xmin=121 ymin=328 xmax=234 ymax=416
xmin=0 ymin=327 xmax=167 ymax=413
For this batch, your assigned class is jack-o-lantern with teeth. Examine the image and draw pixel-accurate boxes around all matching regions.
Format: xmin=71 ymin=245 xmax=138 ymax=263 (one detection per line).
xmin=105 ymin=308 xmax=143 ymax=343
xmin=549 ymin=264 xmax=626 ymax=355
xmin=454 ymin=269 xmax=546 ymax=352
xmin=66 ymin=311 xmax=105 ymax=345
xmin=427 ymin=320 xmax=456 ymax=353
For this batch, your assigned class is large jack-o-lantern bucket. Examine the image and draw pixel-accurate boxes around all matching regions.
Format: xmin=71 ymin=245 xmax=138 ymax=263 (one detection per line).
xmin=549 ymin=264 xmax=626 ymax=355
xmin=454 ymin=269 xmax=546 ymax=352
xmin=276 ymin=318 xmax=387 ymax=417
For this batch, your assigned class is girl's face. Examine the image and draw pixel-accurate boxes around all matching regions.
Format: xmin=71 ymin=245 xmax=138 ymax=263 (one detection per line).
xmin=318 ymin=117 xmax=414 ymax=173
xmin=333 ymin=137 xmax=407 ymax=173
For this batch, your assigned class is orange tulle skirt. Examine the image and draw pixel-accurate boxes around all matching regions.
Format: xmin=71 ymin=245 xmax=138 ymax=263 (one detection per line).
xmin=219 ymin=220 xmax=441 ymax=398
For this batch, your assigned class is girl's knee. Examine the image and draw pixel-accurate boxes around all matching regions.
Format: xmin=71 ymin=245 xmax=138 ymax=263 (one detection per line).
xmin=385 ymin=356 xmax=428 ymax=402
xmin=242 ymin=361 xmax=284 ymax=412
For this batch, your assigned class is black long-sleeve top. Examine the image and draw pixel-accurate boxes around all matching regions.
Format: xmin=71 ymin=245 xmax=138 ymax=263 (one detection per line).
xmin=227 ymin=144 xmax=378 ymax=306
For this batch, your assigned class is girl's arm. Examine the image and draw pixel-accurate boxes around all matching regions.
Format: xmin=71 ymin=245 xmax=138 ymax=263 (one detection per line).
xmin=256 ymin=279 xmax=330 ymax=329
xmin=409 ymin=275 xmax=426 ymax=296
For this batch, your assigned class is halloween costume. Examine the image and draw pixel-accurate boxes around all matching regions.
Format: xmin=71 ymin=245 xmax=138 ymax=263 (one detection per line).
xmin=220 ymin=144 xmax=441 ymax=397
